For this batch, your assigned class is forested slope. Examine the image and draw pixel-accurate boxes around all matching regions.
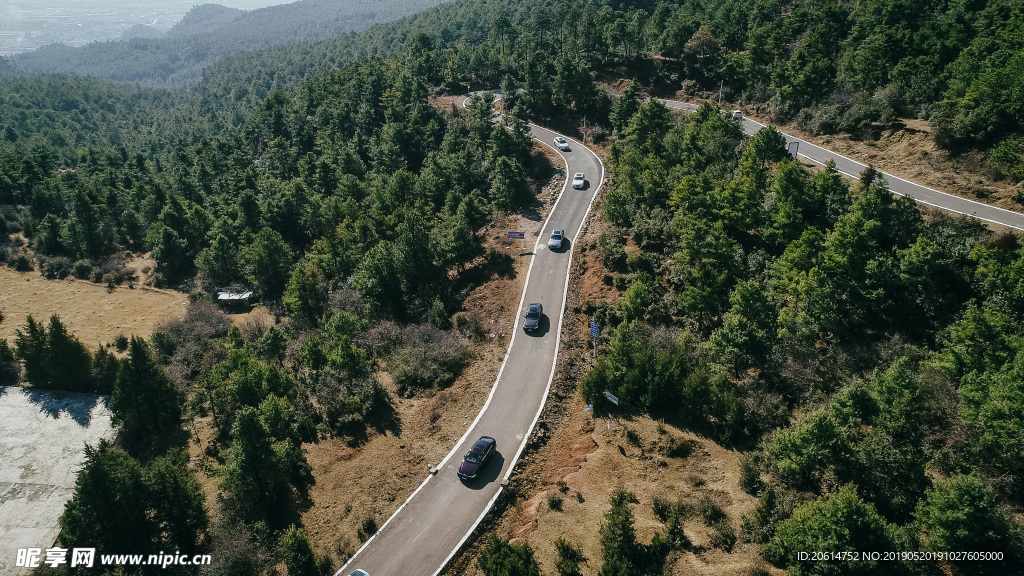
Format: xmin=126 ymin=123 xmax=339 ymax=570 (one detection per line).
xmin=1 ymin=0 xmax=1023 ymax=573
xmin=572 ymin=93 xmax=1024 ymax=575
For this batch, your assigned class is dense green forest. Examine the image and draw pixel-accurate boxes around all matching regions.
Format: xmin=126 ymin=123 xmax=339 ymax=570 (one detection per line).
xmin=580 ymin=95 xmax=1024 ymax=574
xmin=2 ymin=0 xmax=1023 ymax=573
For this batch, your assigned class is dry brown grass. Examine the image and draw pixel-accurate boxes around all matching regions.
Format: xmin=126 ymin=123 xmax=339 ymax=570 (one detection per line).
xmin=0 ymin=266 xmax=187 ymax=348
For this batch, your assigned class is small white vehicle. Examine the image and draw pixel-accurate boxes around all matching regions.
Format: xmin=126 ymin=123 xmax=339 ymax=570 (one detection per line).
xmin=553 ymin=136 xmax=571 ymax=151
xmin=731 ymin=110 xmax=743 ymax=119
xmin=572 ymin=173 xmax=585 ymax=189
xmin=548 ymin=229 xmax=564 ymax=250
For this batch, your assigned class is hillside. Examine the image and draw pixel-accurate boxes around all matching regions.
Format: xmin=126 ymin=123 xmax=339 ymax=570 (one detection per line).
xmin=8 ymin=0 xmax=449 ymax=86
xmin=165 ymin=4 xmax=245 ymax=39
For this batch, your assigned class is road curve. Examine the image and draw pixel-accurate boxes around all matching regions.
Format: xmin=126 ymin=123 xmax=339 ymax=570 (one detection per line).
xmin=658 ymin=99 xmax=1024 ymax=231
xmin=335 ymin=107 xmax=604 ymax=576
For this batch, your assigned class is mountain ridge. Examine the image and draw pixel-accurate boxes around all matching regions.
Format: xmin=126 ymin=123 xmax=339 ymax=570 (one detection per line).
xmin=8 ymin=0 xmax=448 ymax=86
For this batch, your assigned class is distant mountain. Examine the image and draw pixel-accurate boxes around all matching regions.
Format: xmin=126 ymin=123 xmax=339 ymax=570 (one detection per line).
xmin=8 ymin=0 xmax=448 ymax=86
xmin=166 ymin=4 xmax=244 ymax=39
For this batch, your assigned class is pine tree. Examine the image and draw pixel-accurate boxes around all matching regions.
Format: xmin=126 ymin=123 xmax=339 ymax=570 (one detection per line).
xmin=111 ymin=337 xmax=182 ymax=454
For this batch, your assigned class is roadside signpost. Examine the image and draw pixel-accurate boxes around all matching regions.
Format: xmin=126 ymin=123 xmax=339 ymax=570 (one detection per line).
xmin=604 ymin=391 xmax=619 ymax=405
xmin=589 ymin=320 xmax=599 ymax=358
xmin=507 ymin=231 xmax=525 ymax=239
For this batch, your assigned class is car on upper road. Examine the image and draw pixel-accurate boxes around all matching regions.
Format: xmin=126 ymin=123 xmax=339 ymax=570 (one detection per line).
xmin=458 ymin=436 xmax=497 ymax=480
xmin=548 ymin=229 xmax=564 ymax=250
xmin=553 ymin=136 xmax=571 ymax=151
xmin=572 ymin=172 xmax=585 ymax=189
xmin=523 ymin=302 xmax=543 ymax=332
xmin=731 ymin=110 xmax=743 ymax=119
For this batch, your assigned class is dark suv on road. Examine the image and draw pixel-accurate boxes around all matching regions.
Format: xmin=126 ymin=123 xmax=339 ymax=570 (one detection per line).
xmin=458 ymin=436 xmax=497 ymax=480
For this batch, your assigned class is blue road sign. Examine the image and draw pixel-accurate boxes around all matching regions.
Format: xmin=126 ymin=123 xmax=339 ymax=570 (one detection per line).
xmin=605 ymin=391 xmax=619 ymax=405
xmin=589 ymin=321 xmax=599 ymax=339
xmin=507 ymin=231 xmax=525 ymax=238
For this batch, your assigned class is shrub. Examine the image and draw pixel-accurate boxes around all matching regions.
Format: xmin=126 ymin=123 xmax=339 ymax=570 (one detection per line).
xmin=739 ymin=451 xmax=765 ymax=495
xmin=39 ymin=255 xmax=72 ymax=279
xmin=624 ymin=427 xmax=641 ymax=446
xmin=989 ymin=140 xmax=1024 ymax=181
xmin=652 ymin=495 xmax=672 ymax=521
xmin=547 ymin=492 xmax=564 ymax=511
xmin=477 ymin=534 xmax=540 ymax=576
xmin=72 ymin=259 xmax=93 ymax=279
xmin=387 ymin=324 xmax=469 ymax=394
xmin=708 ymin=518 xmax=736 ymax=551
xmin=696 ymin=495 xmax=726 ymax=524
xmin=151 ymin=300 xmax=231 ymax=384
xmin=14 ymin=253 xmax=32 ymax=271
xmin=597 ymin=231 xmax=627 ymax=272
xmin=356 ymin=514 xmax=377 ymax=543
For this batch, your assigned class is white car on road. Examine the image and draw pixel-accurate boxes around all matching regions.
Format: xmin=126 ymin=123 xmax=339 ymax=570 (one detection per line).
xmin=548 ymin=229 xmax=564 ymax=250
xmin=553 ymin=136 xmax=571 ymax=151
xmin=572 ymin=172 xmax=585 ymax=189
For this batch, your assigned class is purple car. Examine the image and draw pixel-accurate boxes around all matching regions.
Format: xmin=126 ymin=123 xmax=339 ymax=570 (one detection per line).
xmin=458 ymin=436 xmax=496 ymax=480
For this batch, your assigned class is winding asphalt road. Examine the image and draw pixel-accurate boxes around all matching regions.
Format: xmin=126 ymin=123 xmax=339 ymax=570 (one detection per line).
xmin=335 ymin=106 xmax=604 ymax=576
xmin=658 ymin=99 xmax=1024 ymax=230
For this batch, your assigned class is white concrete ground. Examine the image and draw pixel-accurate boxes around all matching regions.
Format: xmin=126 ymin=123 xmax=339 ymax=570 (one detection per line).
xmin=0 ymin=386 xmax=114 ymax=575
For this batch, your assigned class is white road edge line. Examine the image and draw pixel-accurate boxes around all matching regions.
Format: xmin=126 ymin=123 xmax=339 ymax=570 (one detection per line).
xmin=336 ymin=98 xmax=604 ymax=576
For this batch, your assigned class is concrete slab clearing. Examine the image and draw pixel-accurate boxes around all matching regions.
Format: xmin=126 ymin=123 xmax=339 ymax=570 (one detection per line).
xmin=0 ymin=386 xmax=115 ymax=574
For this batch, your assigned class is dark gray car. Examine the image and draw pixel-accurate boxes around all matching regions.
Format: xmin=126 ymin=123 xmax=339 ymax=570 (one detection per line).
xmin=523 ymin=303 xmax=542 ymax=332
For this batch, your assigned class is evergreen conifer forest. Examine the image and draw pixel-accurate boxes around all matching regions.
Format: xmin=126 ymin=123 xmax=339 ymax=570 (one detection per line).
xmin=2 ymin=0 xmax=1023 ymax=573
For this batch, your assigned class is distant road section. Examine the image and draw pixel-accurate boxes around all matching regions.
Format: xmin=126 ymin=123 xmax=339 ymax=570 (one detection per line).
xmin=336 ymin=106 xmax=604 ymax=576
xmin=659 ymin=99 xmax=1024 ymax=231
